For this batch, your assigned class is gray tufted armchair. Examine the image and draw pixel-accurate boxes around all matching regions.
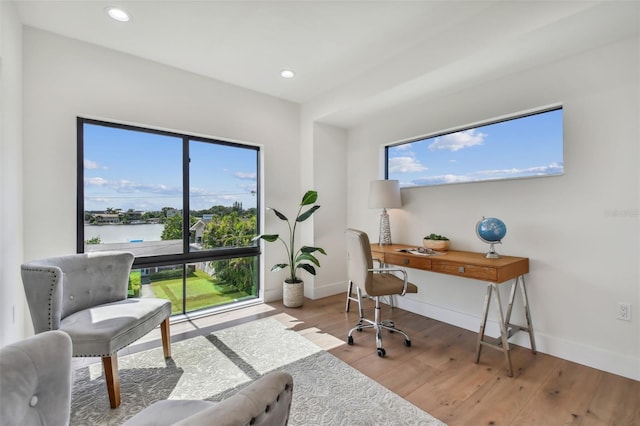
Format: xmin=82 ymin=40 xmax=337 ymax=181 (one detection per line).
xmin=21 ymin=251 xmax=172 ymax=408
xmin=0 ymin=331 xmax=294 ymax=426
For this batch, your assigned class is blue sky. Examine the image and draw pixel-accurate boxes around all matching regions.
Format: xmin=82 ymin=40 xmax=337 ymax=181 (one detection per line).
xmin=83 ymin=124 xmax=258 ymax=212
xmin=387 ymin=108 xmax=563 ymax=187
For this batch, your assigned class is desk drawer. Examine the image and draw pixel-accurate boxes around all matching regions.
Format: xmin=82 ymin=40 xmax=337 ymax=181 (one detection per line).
xmin=432 ymin=262 xmax=497 ymax=281
xmin=384 ymin=253 xmax=432 ymax=270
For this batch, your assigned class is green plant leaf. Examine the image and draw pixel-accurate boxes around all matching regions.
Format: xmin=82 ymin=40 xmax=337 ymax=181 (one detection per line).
xmin=297 ymin=205 xmax=320 ymax=222
xmin=253 ymin=234 xmax=279 ymax=242
xmin=271 ymin=208 xmax=288 ymax=221
xmin=301 ymin=190 xmax=318 ymax=206
xmin=271 ymin=263 xmax=288 ymax=271
xmin=301 ymin=246 xmax=326 ymax=255
xmin=298 ymin=263 xmax=317 ymax=275
xmin=296 ymin=253 xmax=320 ymax=266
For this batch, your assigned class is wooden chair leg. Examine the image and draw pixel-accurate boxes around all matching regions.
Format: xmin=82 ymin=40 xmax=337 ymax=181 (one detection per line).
xmin=102 ymin=355 xmax=120 ymax=408
xmin=161 ymin=317 xmax=171 ymax=359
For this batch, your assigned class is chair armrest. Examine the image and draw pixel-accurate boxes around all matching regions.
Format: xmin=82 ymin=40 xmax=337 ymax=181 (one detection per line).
xmin=368 ymin=267 xmax=410 ymax=295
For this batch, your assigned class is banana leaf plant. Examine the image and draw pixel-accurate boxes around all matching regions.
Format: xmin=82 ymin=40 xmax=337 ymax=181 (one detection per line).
xmin=253 ymin=190 xmax=327 ymax=283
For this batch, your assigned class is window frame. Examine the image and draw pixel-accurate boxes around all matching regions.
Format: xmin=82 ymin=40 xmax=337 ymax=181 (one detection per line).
xmin=76 ymin=117 xmax=262 ymax=270
xmin=384 ymin=105 xmax=564 ymax=186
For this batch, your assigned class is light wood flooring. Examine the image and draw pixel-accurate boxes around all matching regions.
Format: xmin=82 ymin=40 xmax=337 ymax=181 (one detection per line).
xmin=95 ymin=293 xmax=640 ymax=425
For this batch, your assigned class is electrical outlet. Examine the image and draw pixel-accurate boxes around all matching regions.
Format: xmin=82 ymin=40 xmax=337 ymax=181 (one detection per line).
xmin=616 ymin=303 xmax=631 ymax=321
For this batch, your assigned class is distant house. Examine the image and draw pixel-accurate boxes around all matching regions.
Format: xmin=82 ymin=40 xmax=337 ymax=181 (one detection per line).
xmin=94 ymin=213 xmax=120 ymax=224
xmin=189 ymin=219 xmax=207 ymax=245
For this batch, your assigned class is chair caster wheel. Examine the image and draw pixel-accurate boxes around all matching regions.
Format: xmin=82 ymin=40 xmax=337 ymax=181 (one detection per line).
xmin=347 ymin=336 xmax=354 ymax=345
xmin=404 ymin=339 xmax=411 ymax=347
xmin=377 ymin=348 xmax=386 ymax=357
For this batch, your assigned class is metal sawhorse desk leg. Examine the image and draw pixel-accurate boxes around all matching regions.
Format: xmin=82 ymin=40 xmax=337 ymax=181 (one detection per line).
xmin=475 ymin=275 xmax=537 ymax=376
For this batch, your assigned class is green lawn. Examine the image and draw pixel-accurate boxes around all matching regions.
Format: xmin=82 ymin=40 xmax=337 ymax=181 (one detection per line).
xmin=149 ymin=270 xmax=252 ymax=314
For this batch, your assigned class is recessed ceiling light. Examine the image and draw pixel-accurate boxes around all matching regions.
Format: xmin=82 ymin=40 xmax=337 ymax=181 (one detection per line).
xmin=106 ymin=7 xmax=130 ymax=22
xmin=280 ymin=69 xmax=295 ymax=79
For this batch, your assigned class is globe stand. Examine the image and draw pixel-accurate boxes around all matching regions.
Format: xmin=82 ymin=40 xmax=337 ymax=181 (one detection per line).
xmin=484 ymin=242 xmax=501 ymax=259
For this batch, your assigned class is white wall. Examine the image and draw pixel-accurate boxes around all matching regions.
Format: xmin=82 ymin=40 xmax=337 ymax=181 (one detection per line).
xmin=18 ymin=27 xmax=301 ymax=332
xmin=345 ymin=36 xmax=639 ymax=380
xmin=310 ymin=122 xmax=348 ymax=299
xmin=0 ymin=1 xmax=25 ymax=347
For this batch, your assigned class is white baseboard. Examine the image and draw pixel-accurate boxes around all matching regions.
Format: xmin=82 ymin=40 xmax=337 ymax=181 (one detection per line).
xmin=310 ymin=280 xmax=348 ymax=300
xmin=394 ymin=297 xmax=640 ymax=381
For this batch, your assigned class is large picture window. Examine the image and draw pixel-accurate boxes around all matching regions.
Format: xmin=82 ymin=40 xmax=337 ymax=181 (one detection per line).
xmin=386 ymin=106 xmax=563 ymax=187
xmin=78 ymin=118 xmax=261 ymax=315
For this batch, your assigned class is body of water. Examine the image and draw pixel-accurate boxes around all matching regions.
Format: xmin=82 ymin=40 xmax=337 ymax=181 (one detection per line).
xmin=85 ymin=224 xmax=165 ymax=244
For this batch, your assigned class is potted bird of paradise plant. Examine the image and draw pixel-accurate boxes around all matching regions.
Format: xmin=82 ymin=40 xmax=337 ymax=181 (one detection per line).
xmin=253 ymin=190 xmax=326 ymax=307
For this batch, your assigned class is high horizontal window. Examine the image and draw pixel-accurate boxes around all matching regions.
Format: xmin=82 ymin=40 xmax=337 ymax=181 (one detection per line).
xmin=386 ymin=106 xmax=563 ymax=187
xmin=77 ymin=118 xmax=261 ymax=315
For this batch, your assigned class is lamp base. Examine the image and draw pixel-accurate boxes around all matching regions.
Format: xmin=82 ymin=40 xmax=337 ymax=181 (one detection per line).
xmin=378 ymin=208 xmax=392 ymax=245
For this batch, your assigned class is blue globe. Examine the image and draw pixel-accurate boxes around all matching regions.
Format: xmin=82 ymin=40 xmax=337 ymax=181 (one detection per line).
xmin=476 ymin=217 xmax=507 ymax=243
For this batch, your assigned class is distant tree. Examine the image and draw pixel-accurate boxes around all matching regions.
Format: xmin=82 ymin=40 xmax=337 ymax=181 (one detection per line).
xmin=161 ymin=214 xmax=197 ymax=240
xmin=202 ymin=211 xmax=256 ymax=247
xmin=202 ymin=212 xmax=257 ymax=293
xmin=142 ymin=211 xmax=162 ymax=222
xmin=85 ymin=236 xmax=101 ymax=244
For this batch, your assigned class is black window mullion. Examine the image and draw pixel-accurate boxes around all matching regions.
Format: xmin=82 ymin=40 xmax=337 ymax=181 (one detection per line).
xmin=77 ymin=118 xmax=86 ymax=253
xmin=182 ymin=138 xmax=190 ymax=314
xmin=183 ymin=137 xmax=190 ymax=254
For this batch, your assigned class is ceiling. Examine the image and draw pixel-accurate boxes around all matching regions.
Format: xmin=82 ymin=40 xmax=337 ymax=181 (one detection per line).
xmin=13 ymin=1 xmax=639 ymax=127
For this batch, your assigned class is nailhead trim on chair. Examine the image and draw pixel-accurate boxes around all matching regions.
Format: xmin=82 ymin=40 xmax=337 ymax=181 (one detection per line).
xmin=48 ymin=270 xmax=58 ymax=330
xmin=22 ymin=266 xmax=59 ymax=331
xmin=248 ymin=382 xmax=292 ymax=425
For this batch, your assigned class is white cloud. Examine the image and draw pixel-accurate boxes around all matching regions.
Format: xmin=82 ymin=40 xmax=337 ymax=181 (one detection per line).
xmin=86 ymin=177 xmax=109 ymax=186
xmin=84 ymin=159 xmax=100 ymax=169
xmin=475 ymin=162 xmax=564 ymax=178
xmin=411 ymin=162 xmax=563 ymax=186
xmin=413 ymin=174 xmax=474 ymax=186
xmin=428 ymin=129 xmax=487 ymax=152
xmin=392 ymin=144 xmax=412 ymax=151
xmin=388 ymin=156 xmax=428 ymax=174
xmin=234 ymin=172 xmax=257 ymax=180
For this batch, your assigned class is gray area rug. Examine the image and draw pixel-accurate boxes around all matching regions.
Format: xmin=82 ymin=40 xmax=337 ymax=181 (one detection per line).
xmin=71 ymin=317 xmax=446 ymax=425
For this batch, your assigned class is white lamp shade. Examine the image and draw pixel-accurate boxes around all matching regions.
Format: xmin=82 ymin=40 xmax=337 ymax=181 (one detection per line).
xmin=368 ymin=180 xmax=401 ymax=209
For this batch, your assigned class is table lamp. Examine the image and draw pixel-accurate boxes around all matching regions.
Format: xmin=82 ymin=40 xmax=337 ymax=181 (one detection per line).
xmin=369 ymin=179 xmax=401 ymax=245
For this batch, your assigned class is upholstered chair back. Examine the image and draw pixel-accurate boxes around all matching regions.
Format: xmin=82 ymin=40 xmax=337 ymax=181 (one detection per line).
xmin=346 ymin=228 xmax=375 ymax=295
xmin=0 ymin=331 xmax=72 ymax=426
xmin=21 ymin=251 xmax=134 ymax=332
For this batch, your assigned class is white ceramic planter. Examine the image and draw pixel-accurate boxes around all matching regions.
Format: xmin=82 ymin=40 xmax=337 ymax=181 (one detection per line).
xmin=283 ymin=280 xmax=304 ymax=308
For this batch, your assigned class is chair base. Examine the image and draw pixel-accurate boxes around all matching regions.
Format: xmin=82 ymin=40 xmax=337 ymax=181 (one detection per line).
xmin=346 ymin=287 xmax=411 ymax=357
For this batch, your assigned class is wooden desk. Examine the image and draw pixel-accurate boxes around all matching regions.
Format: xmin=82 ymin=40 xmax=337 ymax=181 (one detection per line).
xmin=371 ymin=243 xmax=536 ymax=376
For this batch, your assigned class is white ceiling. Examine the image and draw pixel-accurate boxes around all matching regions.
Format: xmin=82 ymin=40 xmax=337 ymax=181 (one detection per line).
xmin=13 ymin=1 xmax=639 ymax=127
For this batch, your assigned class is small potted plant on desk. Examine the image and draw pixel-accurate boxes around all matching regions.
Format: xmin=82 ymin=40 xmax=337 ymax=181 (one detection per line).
xmin=253 ymin=190 xmax=327 ymax=308
xmin=423 ymin=233 xmax=450 ymax=251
